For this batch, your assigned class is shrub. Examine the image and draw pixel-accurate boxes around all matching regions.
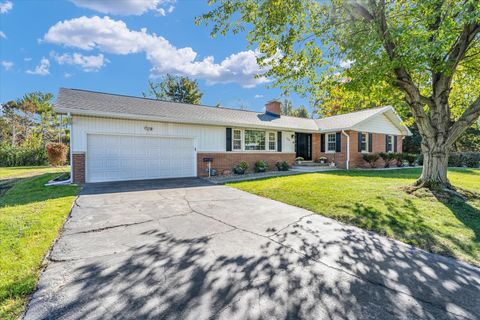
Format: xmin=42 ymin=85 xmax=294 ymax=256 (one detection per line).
xmin=0 ymin=144 xmax=48 ymax=167
xmin=362 ymin=153 xmax=379 ymax=168
xmin=295 ymin=157 xmax=304 ymax=162
xmin=394 ymin=153 xmax=404 ymax=167
xmin=403 ymin=153 xmax=417 ymax=166
xmin=276 ymin=161 xmax=290 ymax=171
xmin=233 ymin=161 xmax=249 ymax=174
xmin=417 ymin=153 xmax=424 ymax=166
xmin=255 ymin=160 xmax=268 ymax=173
xmin=450 ymin=152 xmax=480 ymax=168
xmin=379 ymin=152 xmax=397 ymax=168
xmin=448 ymin=153 xmax=464 ymax=167
xmin=46 ymin=142 xmax=68 ymax=166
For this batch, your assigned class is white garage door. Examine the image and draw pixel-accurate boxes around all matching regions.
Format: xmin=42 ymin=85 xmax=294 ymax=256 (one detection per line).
xmin=87 ymin=134 xmax=196 ymax=183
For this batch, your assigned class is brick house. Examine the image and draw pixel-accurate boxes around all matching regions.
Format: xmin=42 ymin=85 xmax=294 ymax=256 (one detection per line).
xmin=56 ymin=88 xmax=412 ymax=184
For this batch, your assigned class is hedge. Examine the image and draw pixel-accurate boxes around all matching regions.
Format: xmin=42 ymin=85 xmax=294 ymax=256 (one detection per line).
xmin=0 ymin=145 xmax=48 ymax=167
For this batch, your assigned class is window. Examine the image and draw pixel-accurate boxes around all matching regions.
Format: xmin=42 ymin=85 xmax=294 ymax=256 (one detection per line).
xmin=327 ymin=133 xmax=336 ymax=152
xmin=386 ymin=135 xmax=393 ymax=152
xmin=268 ymin=132 xmax=276 ymax=151
xmin=360 ymin=133 xmax=368 ymax=152
xmin=244 ymin=130 xmax=266 ymax=150
xmin=233 ymin=129 xmax=242 ymax=150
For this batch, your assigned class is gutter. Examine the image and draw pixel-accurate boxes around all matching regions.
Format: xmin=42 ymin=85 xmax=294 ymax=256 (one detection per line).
xmin=341 ymin=130 xmax=350 ymax=170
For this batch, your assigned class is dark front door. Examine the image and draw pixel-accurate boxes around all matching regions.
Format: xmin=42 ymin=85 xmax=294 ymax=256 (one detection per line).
xmin=295 ymin=133 xmax=312 ymax=160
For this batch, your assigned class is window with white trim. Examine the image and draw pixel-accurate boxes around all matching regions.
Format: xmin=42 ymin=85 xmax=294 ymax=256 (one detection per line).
xmin=232 ymin=129 xmax=242 ymax=151
xmin=386 ymin=135 xmax=393 ymax=152
xmin=244 ymin=130 xmax=266 ymax=150
xmin=326 ymin=133 xmax=336 ymax=152
xmin=268 ymin=131 xmax=276 ymax=151
xmin=360 ymin=132 xmax=368 ymax=152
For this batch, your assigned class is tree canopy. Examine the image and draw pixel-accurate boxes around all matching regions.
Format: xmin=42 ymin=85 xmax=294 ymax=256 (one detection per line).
xmin=143 ymin=74 xmax=204 ymax=104
xmin=198 ymin=0 xmax=480 ymax=188
xmin=281 ymin=98 xmax=311 ymax=118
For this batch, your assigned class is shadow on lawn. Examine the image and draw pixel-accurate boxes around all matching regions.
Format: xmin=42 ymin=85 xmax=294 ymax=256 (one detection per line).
xmin=343 ymin=192 xmax=480 ymax=264
xmin=30 ymin=223 xmax=480 ymax=319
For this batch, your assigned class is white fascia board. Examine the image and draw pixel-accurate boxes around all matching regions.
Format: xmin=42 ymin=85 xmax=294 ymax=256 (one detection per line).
xmin=56 ymin=107 xmax=319 ymax=133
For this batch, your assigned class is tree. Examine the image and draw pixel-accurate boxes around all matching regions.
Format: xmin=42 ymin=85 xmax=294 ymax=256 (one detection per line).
xmin=143 ymin=74 xmax=203 ymax=104
xmin=198 ymin=0 xmax=480 ymax=190
xmin=281 ymin=98 xmax=311 ymax=118
xmin=1 ymin=92 xmax=66 ymax=147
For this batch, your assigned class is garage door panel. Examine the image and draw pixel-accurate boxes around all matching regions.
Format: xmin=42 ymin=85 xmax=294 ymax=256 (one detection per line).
xmin=87 ymin=134 xmax=195 ymax=183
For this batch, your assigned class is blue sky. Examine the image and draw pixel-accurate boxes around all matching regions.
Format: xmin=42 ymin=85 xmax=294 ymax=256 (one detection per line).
xmin=0 ymin=0 xmax=309 ymax=112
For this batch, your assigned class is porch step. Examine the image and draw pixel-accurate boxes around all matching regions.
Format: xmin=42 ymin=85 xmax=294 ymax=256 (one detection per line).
xmin=295 ymin=161 xmax=330 ymax=167
xmin=291 ymin=166 xmax=337 ymax=173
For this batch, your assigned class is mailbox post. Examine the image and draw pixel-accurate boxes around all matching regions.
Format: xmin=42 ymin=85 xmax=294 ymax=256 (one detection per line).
xmin=203 ymin=157 xmax=213 ymax=178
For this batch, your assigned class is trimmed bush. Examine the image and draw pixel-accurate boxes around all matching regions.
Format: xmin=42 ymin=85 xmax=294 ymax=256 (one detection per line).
xmin=379 ymin=152 xmax=397 ymax=168
xmin=403 ymin=153 xmax=417 ymax=166
xmin=233 ymin=161 xmax=249 ymax=174
xmin=362 ymin=153 xmax=379 ymax=168
xmin=394 ymin=153 xmax=404 ymax=167
xmin=46 ymin=142 xmax=69 ymax=166
xmin=254 ymin=160 xmax=269 ymax=173
xmin=276 ymin=161 xmax=290 ymax=171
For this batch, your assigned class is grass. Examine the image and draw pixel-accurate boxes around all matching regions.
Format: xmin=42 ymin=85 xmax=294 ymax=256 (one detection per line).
xmin=229 ymin=168 xmax=480 ymax=266
xmin=0 ymin=167 xmax=80 ymax=320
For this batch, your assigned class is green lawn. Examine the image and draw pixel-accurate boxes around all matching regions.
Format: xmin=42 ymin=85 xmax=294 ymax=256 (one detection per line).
xmin=0 ymin=167 xmax=80 ymax=320
xmin=229 ymin=168 xmax=480 ymax=266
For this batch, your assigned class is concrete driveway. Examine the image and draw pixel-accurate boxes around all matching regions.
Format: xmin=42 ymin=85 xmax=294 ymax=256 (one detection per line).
xmin=25 ymin=178 xmax=480 ymax=320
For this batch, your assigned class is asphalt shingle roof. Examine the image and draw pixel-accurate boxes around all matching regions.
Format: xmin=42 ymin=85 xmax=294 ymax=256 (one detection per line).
xmin=56 ymin=88 xmax=319 ymax=131
xmin=56 ymin=88 xmax=408 ymax=134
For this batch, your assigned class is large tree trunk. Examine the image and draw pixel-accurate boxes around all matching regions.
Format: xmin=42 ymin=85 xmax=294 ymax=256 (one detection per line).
xmin=415 ymin=137 xmax=451 ymax=189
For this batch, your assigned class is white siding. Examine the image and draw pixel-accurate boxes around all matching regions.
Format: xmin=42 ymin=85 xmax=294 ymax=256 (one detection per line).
xmin=71 ymin=116 xmax=296 ymax=153
xmin=72 ymin=116 xmax=225 ymax=153
xmin=353 ymin=113 xmax=402 ymax=135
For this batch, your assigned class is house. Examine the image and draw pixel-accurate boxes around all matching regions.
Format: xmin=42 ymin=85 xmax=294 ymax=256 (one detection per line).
xmin=56 ymin=88 xmax=412 ymax=184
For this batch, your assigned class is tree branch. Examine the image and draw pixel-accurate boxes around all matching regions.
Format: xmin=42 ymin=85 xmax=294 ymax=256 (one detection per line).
xmin=447 ymin=95 xmax=480 ymax=146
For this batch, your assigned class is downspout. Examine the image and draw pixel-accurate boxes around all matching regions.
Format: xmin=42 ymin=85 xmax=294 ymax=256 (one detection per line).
xmin=68 ymin=112 xmax=73 ymax=183
xmin=341 ymin=130 xmax=350 ymax=170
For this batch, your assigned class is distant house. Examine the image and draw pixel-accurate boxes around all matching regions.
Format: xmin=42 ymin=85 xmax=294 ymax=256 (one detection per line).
xmin=56 ymin=88 xmax=411 ymax=184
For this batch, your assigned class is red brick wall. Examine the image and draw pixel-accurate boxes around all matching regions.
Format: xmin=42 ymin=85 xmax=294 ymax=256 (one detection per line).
xmin=72 ymin=152 xmax=85 ymax=184
xmin=197 ymin=152 xmax=296 ymax=176
xmin=313 ymin=131 xmax=404 ymax=169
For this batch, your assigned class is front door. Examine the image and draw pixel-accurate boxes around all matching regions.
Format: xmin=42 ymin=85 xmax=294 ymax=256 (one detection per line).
xmin=295 ymin=133 xmax=312 ymax=160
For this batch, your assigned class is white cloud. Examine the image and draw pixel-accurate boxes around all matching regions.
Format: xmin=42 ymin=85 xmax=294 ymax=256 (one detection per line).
xmin=0 ymin=1 xmax=12 ymax=14
xmin=51 ymin=52 xmax=108 ymax=72
xmin=64 ymin=72 xmax=74 ymax=78
xmin=24 ymin=57 xmax=32 ymax=61
xmin=0 ymin=31 xmax=5 ymax=39
xmin=1 ymin=60 xmax=13 ymax=70
xmin=26 ymin=58 xmax=50 ymax=76
xmin=44 ymin=16 xmax=267 ymax=87
xmin=254 ymin=94 xmax=264 ymax=99
xmin=71 ymin=0 xmax=174 ymax=16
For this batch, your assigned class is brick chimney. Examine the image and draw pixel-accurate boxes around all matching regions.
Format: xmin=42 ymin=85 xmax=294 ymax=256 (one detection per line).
xmin=265 ymin=99 xmax=281 ymax=117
